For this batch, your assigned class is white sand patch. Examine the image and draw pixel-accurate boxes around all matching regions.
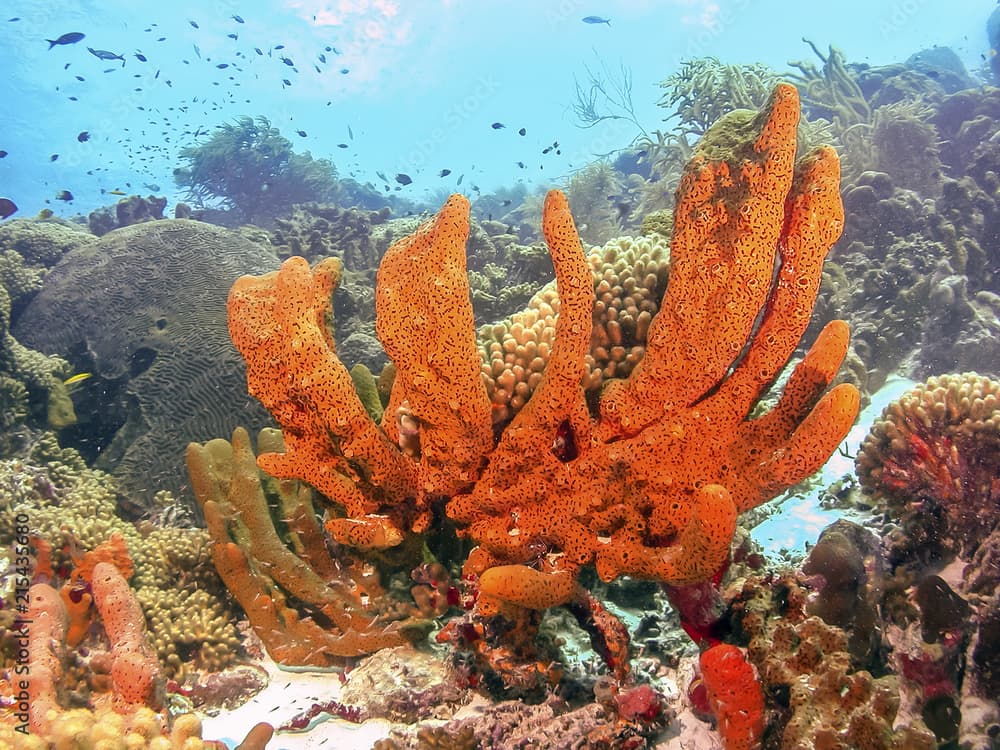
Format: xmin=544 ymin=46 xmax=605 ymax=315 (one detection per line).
xmin=200 ymin=657 xmax=393 ymax=749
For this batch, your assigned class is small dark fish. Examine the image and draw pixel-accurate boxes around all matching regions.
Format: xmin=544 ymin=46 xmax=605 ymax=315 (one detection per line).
xmin=296 ymin=130 xmax=307 ymax=137
xmin=0 ymin=150 xmax=7 ymax=158
xmin=582 ymin=16 xmax=611 ymax=25
xmin=68 ymin=96 xmax=78 ymax=101
xmin=376 ymin=170 xmax=389 ymax=182
xmin=157 ymin=36 xmax=166 ymax=41
xmin=232 ymin=14 xmax=245 ymax=23
xmin=55 ymin=190 xmax=74 ymax=201
xmin=0 ymin=198 xmax=16 ymax=218
xmin=255 ymin=47 xmax=263 ymax=55
xmin=134 ymin=51 xmax=147 ymax=62
xmin=491 ymin=122 xmax=505 ymax=129
xmin=273 ymin=44 xmax=285 ymax=50
xmin=47 ymin=32 xmax=85 ymax=49
xmin=143 ymin=183 xmax=160 ymax=192
xmin=77 ymin=131 xmax=90 ymax=142
xmin=318 ymin=53 xmax=327 ymax=63
xmin=501 ymin=199 xmax=512 ymax=207
xmin=457 ymin=174 xmax=464 ymax=185
xmin=193 ymin=43 xmax=201 ymax=58
xmin=189 ymin=20 xmax=199 ymax=28
xmin=331 ymin=46 xmax=341 ymax=54
xmin=216 ymin=63 xmax=229 ymax=69
xmin=339 ymin=68 xmax=349 ymax=74
xmin=75 ymin=75 xmax=85 ymax=81
xmin=227 ymin=33 xmax=239 ymax=40
xmin=282 ymin=78 xmax=292 ymax=86
xmin=336 ymin=143 xmax=348 ymax=148
xmin=542 ymin=146 xmax=552 ymax=154
xmin=516 ymin=161 xmax=525 ymax=168
xmin=348 ymin=125 xmax=353 ymax=140
xmin=281 ymin=56 xmax=294 ymax=66
xmin=8 ymin=17 xmax=20 ymax=21
xmin=87 ymin=47 xmax=125 ymax=64
xmin=438 ymin=169 xmax=451 ymax=177
xmin=395 ymin=173 xmax=412 ymax=185
xmin=518 ymin=127 xmax=526 ymax=136
xmin=50 ymin=153 xmax=59 ymax=161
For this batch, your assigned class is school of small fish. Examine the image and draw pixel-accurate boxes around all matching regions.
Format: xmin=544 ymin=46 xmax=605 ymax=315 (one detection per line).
xmin=0 ymin=10 xmax=605 ymax=219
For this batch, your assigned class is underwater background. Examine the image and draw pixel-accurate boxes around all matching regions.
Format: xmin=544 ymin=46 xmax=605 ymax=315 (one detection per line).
xmin=2 ymin=1 xmax=1000 ymax=749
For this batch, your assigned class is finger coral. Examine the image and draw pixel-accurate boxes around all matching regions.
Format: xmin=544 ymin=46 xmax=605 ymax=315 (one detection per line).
xmin=479 ymin=232 xmax=670 ymax=425
xmin=856 ymin=372 xmax=1000 ymax=555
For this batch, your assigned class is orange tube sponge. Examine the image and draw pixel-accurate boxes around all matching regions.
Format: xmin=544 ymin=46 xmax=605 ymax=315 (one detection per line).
xmin=226 ymin=84 xmax=859 ymax=626
xmin=700 ymin=643 xmax=765 ymax=750
xmin=91 ymin=561 xmax=164 ymax=712
xmin=450 ymin=85 xmax=858 ymax=601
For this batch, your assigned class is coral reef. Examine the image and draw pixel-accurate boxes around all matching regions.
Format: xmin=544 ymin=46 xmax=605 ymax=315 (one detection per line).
xmin=658 ymin=57 xmax=780 ymax=137
xmin=787 ymin=41 xmax=870 ymax=132
xmin=88 ymin=195 xmax=168 ymax=237
xmin=173 ymin=115 xmax=341 ymax=224
xmin=224 ymin=85 xmax=857 ymax=673
xmin=0 ymin=434 xmax=239 ymax=679
xmin=451 ymin=85 xmax=857 ymax=611
xmin=856 ymin=372 xmax=1000 ymax=556
xmin=0 ymin=218 xmax=95 ymax=441
xmin=803 ymin=83 xmax=1000 ymax=392
xmin=269 ymin=201 xmax=391 ymax=268
xmin=563 ymin=162 xmax=628 ymax=245
xmin=733 ymin=574 xmax=936 ymax=749
xmin=13 ymin=219 xmax=278 ymax=508
xmin=374 ymin=693 xmax=668 ymax=750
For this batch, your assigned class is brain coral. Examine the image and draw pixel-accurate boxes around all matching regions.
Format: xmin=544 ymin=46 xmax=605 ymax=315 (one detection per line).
xmin=13 ymin=219 xmax=277 ymax=508
xmin=856 ymin=372 xmax=1000 ymax=556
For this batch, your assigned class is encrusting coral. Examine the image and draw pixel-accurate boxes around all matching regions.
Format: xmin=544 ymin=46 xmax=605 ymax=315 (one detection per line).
xmin=224 ymin=84 xmax=859 ymax=627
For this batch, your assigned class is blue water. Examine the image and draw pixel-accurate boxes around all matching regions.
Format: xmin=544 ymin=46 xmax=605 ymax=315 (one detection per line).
xmin=0 ymin=0 xmax=988 ymax=217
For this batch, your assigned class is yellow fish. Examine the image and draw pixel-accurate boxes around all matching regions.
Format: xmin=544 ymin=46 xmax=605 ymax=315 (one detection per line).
xmin=107 ymin=189 xmax=127 ymax=196
xmin=63 ymin=372 xmax=92 ymax=386
xmin=36 ymin=208 xmax=54 ymax=219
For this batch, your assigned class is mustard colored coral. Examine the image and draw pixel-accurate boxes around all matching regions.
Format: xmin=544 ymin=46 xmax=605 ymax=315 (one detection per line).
xmin=856 ymin=372 xmax=1000 ymax=554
